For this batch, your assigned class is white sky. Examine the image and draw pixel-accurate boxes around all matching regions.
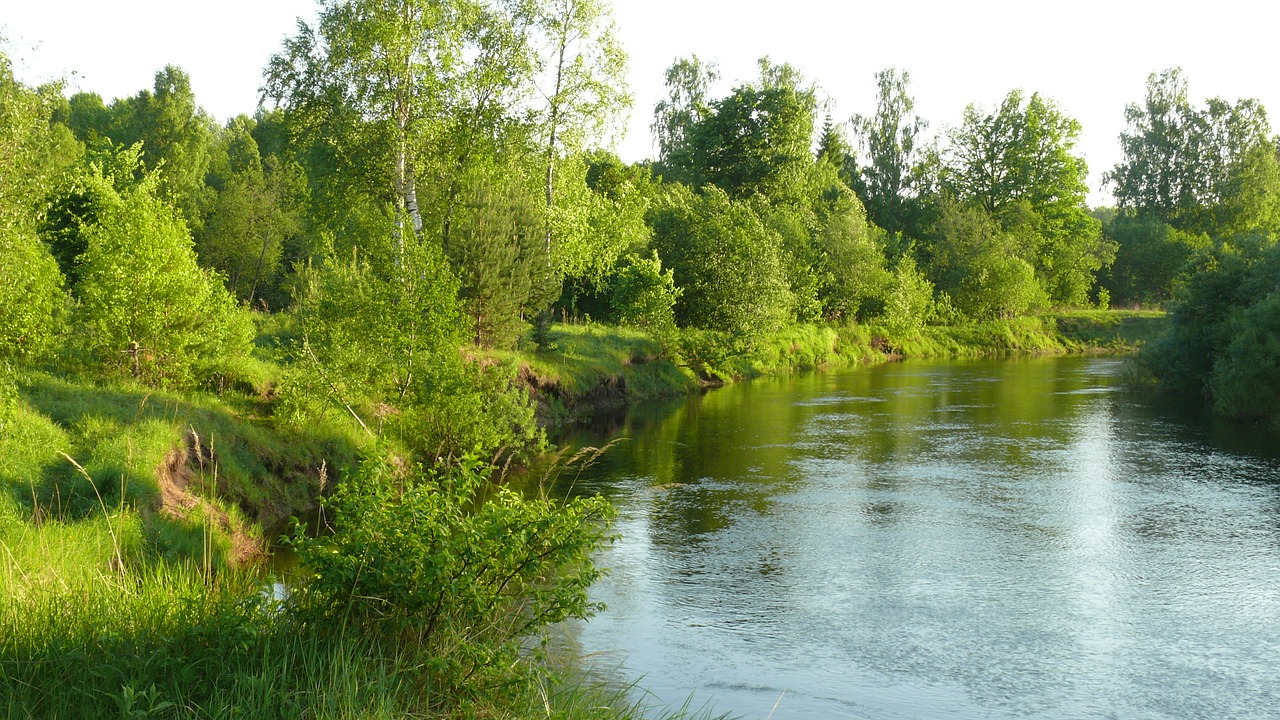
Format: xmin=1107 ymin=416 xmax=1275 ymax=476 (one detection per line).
xmin=4 ymin=0 xmax=1278 ymax=206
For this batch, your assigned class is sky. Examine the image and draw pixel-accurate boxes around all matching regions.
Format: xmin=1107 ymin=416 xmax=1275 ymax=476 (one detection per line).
xmin=4 ymin=0 xmax=1278 ymax=206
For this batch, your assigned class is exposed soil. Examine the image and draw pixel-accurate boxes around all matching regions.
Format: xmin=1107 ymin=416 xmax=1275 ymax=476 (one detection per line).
xmin=151 ymin=427 xmax=265 ymax=567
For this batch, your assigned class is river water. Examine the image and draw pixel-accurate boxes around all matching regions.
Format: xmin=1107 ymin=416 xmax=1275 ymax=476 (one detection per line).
xmin=536 ymin=356 xmax=1280 ymax=719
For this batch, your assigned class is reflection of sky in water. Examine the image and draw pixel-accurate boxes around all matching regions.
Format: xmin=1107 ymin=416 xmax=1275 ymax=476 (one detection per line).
xmin=548 ymin=357 xmax=1280 ymax=719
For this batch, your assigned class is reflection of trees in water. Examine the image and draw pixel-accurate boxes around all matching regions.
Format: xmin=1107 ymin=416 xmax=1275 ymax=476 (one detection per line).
xmin=557 ymin=356 xmax=1280 ymax=720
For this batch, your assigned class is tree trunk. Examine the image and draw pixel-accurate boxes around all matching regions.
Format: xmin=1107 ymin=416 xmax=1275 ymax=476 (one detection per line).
xmin=544 ymin=14 xmax=569 ymax=255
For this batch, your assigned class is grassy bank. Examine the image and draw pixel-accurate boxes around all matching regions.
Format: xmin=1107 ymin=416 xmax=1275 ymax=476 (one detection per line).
xmin=0 ymin=452 xmax=721 ymax=720
xmin=515 ymin=311 xmax=1168 ymax=422
xmin=1 ymin=371 xmax=356 ymax=566
xmin=0 ymin=509 xmax=705 ymax=719
xmin=0 ymin=310 xmax=1163 ymax=719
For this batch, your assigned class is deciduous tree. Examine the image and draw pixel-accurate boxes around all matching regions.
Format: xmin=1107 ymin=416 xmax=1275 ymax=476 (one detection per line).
xmin=0 ymin=50 xmax=75 ymax=364
xmin=850 ymin=69 xmax=930 ymax=238
xmin=1108 ymin=69 xmax=1280 ymax=239
xmin=75 ymin=172 xmax=251 ymax=386
xmin=943 ymin=90 xmax=1109 ymax=306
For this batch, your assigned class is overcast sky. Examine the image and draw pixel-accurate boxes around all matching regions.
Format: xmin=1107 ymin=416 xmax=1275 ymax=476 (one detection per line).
xmin=4 ymin=0 xmax=1277 ymax=206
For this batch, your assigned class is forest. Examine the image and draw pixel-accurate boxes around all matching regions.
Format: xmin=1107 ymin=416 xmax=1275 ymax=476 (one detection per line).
xmin=2 ymin=0 xmax=1280 ymax=716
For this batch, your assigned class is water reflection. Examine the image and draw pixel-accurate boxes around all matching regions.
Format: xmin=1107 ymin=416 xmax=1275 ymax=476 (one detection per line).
xmin=535 ymin=357 xmax=1280 ymax=719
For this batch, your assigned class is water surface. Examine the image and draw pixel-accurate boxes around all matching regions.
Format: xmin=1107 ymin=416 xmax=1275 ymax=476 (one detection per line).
xmin=538 ymin=357 xmax=1280 ymax=719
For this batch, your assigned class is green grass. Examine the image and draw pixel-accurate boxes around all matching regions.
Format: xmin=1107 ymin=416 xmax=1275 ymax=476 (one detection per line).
xmin=508 ymin=325 xmax=699 ymax=424
xmin=882 ymin=316 xmax=1070 ymax=358
xmin=515 ymin=312 xmax=1167 ymax=425
xmin=1049 ymin=309 xmax=1168 ymax=352
xmin=1 ymin=370 xmax=359 ymax=565
xmin=0 ymin=492 xmax=724 ymax=720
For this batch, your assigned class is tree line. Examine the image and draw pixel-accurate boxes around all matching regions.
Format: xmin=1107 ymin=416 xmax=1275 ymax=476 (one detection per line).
xmin=4 ymin=0 xmax=1280 ymax=445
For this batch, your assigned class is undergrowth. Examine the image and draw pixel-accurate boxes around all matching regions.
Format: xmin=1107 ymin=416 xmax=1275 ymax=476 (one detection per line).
xmin=0 ymin=452 xmax=719 ymax=720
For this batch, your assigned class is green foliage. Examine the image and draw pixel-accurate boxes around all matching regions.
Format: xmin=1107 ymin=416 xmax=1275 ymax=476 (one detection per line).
xmin=1103 ymin=214 xmax=1211 ymax=306
xmin=447 ymin=167 xmax=559 ymax=349
xmin=681 ymin=59 xmax=817 ymax=205
xmin=942 ymin=90 xmax=1111 ymax=306
xmin=1208 ymin=292 xmax=1280 ymax=426
xmin=66 ymin=67 xmax=218 ymax=231
xmin=811 ymin=185 xmax=891 ymax=321
xmin=551 ymin=152 xmax=652 ymax=293
xmin=928 ymin=201 xmax=1048 ymax=320
xmin=815 ymin=114 xmax=853 ymax=168
xmin=878 ymin=255 xmax=936 ymax=339
xmin=1144 ymin=237 xmax=1280 ymax=425
xmin=75 ymin=173 xmax=253 ymax=387
xmin=198 ymin=116 xmax=307 ymax=307
xmin=537 ymin=0 xmax=633 ymax=234
xmin=652 ymin=55 xmax=719 ymax=183
xmin=290 ymin=452 xmax=614 ymax=699
xmin=963 ymin=250 xmax=1046 ymax=321
xmin=0 ymin=231 xmax=64 ymax=365
xmin=849 ymin=68 xmax=933 ymax=238
xmin=766 ymin=201 xmax=824 ymax=322
xmin=610 ymin=251 xmax=681 ymax=333
xmin=649 ymin=185 xmax=794 ymax=337
xmin=945 ymin=90 xmax=1088 ymax=220
xmin=285 ymin=237 xmax=540 ymax=459
xmin=0 ymin=51 xmax=75 ymax=365
xmin=38 ymin=154 xmax=135 ymax=292
xmin=1109 ymin=69 xmax=1280 ymax=239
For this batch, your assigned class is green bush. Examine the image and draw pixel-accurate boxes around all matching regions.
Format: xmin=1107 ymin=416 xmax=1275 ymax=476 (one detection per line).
xmin=283 ymin=241 xmax=541 ymax=460
xmin=611 ymin=251 xmax=681 ymax=333
xmin=878 ymin=256 xmax=936 ymax=340
xmin=289 ymin=453 xmax=613 ymax=702
xmin=649 ymin=185 xmax=794 ymax=337
xmin=1104 ymin=215 xmax=1210 ymax=307
xmin=1144 ymin=238 xmax=1276 ymax=392
xmin=0 ymin=51 xmax=75 ymax=366
xmin=958 ymin=250 xmax=1048 ymax=320
xmin=1208 ymin=292 xmax=1280 ymax=426
xmin=75 ymin=173 xmax=253 ymax=387
xmin=0 ymin=231 xmax=64 ymax=365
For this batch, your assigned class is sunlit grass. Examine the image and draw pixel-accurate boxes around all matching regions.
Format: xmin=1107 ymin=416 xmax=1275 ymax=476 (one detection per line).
xmin=0 ymin=490 xmax=725 ymax=720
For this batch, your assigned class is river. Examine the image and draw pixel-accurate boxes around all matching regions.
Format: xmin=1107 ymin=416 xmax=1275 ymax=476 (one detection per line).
xmin=533 ymin=356 xmax=1280 ymax=719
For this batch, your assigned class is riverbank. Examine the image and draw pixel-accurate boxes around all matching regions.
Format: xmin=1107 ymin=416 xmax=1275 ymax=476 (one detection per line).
xmin=0 ymin=385 xmax=716 ymax=719
xmin=513 ymin=311 xmax=1166 ymax=426
xmin=0 ymin=310 xmax=1163 ymax=718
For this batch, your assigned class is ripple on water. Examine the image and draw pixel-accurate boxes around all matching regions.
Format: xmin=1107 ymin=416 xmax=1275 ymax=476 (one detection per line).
xmin=558 ymin=357 xmax=1280 ymax=719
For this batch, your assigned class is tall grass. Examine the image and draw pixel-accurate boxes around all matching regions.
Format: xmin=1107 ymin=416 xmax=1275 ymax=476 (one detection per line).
xmin=1 ymin=463 xmax=721 ymax=720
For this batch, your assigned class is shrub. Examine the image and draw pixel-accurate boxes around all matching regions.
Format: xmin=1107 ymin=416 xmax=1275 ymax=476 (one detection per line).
xmin=75 ymin=174 xmax=252 ymax=387
xmin=649 ymin=185 xmax=794 ymax=337
xmin=0 ymin=232 xmax=64 ymax=366
xmin=878 ymin=256 xmax=936 ymax=340
xmin=1143 ymin=236 xmax=1280 ymax=419
xmin=610 ymin=251 xmax=681 ymax=333
xmin=1207 ymin=292 xmax=1280 ymax=426
xmin=283 ymin=241 xmax=541 ymax=460
xmin=289 ymin=453 xmax=613 ymax=702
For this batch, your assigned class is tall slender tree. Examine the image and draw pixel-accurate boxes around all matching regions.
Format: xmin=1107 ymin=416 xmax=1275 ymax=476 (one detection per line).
xmin=651 ymin=55 xmax=719 ymax=181
xmin=265 ymin=0 xmax=475 ymax=259
xmin=850 ymin=69 xmax=929 ymax=237
xmin=534 ymin=0 xmax=630 ymax=252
